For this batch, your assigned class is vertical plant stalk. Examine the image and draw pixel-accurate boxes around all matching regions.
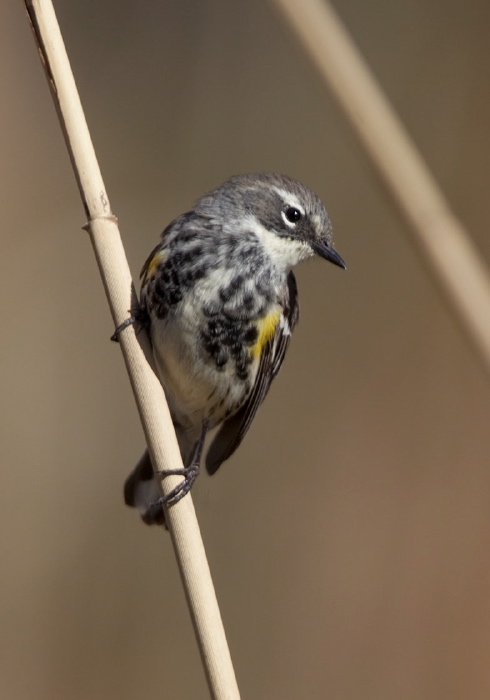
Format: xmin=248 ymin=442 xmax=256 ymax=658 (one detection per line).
xmin=273 ymin=0 xmax=490 ymax=372
xmin=24 ymin=1 xmax=241 ymax=698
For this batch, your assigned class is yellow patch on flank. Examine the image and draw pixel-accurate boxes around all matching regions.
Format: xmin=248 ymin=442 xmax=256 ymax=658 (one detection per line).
xmin=250 ymin=309 xmax=281 ymax=358
xmin=144 ymin=249 xmax=167 ymax=280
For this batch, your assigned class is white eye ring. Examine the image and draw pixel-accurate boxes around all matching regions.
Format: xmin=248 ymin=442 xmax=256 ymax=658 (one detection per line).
xmin=281 ymin=205 xmax=304 ymax=228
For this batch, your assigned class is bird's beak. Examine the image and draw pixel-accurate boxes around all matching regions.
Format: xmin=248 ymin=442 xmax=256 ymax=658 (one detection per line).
xmin=312 ymin=242 xmax=347 ymax=269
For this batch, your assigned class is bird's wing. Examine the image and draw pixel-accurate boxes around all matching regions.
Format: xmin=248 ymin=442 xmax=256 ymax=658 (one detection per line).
xmin=205 ymin=271 xmax=300 ymax=475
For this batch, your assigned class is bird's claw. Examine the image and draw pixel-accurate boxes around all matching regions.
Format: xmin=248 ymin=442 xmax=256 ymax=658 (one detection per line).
xmin=111 ymin=315 xmax=136 ymax=342
xmin=111 ymin=307 xmax=151 ymax=342
xmin=149 ymin=463 xmax=200 ymax=515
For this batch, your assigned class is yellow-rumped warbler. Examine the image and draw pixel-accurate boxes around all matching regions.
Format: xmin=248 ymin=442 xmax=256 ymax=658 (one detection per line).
xmin=124 ymin=173 xmax=345 ymax=525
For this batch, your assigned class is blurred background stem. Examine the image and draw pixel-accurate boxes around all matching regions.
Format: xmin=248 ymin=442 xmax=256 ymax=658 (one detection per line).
xmin=273 ymin=0 xmax=490 ymax=372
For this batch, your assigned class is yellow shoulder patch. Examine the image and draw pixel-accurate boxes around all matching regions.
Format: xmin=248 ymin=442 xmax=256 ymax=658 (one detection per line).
xmin=250 ymin=309 xmax=281 ymax=358
xmin=144 ymin=249 xmax=167 ymax=281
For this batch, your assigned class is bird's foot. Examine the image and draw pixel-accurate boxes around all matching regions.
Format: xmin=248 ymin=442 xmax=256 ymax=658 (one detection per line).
xmin=147 ymin=423 xmax=207 ymax=519
xmin=111 ymin=307 xmax=150 ymax=342
xmin=148 ymin=463 xmax=200 ymax=516
xmin=110 ymin=316 xmax=135 ymax=342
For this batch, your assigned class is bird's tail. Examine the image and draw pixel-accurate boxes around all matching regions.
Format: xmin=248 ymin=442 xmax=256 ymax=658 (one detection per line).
xmin=124 ymin=425 xmax=200 ymax=526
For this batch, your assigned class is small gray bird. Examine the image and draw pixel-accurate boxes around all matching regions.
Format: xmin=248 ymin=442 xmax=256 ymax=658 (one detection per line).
xmin=124 ymin=173 xmax=345 ymax=525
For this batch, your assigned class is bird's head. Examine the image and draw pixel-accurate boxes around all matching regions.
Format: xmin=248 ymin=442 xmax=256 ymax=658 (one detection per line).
xmin=197 ymin=172 xmax=346 ymax=271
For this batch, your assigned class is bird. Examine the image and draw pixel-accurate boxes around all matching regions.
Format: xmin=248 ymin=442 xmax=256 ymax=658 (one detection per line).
xmin=123 ymin=172 xmax=345 ymax=525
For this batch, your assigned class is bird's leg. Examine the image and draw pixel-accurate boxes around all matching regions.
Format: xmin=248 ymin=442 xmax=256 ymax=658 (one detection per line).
xmin=110 ymin=306 xmax=150 ymax=342
xmin=149 ymin=423 xmax=208 ymax=514
xmin=110 ymin=316 xmax=135 ymax=342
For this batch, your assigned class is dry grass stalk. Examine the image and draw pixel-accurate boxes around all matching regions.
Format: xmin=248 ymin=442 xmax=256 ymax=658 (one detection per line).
xmin=24 ymin=1 xmax=240 ymax=697
xmin=273 ymin=0 xmax=490 ymax=371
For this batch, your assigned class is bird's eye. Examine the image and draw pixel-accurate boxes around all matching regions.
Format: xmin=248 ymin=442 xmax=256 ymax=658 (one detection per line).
xmin=283 ymin=206 xmax=302 ymax=224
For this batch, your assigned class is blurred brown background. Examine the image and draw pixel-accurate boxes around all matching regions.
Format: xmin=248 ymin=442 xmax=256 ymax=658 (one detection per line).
xmin=2 ymin=0 xmax=490 ymax=698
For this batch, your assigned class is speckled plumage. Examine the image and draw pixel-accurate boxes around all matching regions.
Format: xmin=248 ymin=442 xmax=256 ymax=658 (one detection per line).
xmin=124 ymin=173 xmax=345 ymax=525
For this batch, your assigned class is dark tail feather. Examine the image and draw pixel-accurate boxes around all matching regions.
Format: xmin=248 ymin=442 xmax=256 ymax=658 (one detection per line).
xmin=124 ymin=449 xmax=166 ymax=526
xmin=205 ymin=404 xmax=249 ymax=475
xmin=124 ymin=449 xmax=153 ymax=506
